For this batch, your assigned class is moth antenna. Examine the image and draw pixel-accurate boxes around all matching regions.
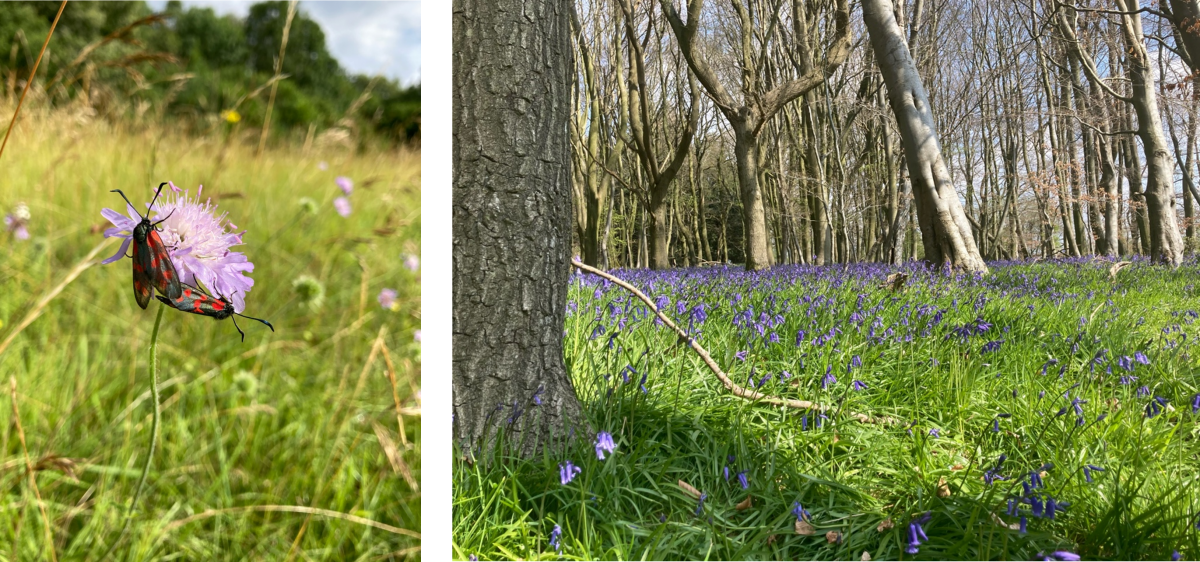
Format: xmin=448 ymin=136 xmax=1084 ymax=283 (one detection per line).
xmin=235 ymin=312 xmax=275 ymax=332
xmin=230 ymin=315 xmax=247 ymax=342
xmin=148 ymin=182 xmax=169 ymax=213
xmin=110 ymin=189 xmax=143 ymax=220
xmin=152 ymin=208 xmax=176 ymax=227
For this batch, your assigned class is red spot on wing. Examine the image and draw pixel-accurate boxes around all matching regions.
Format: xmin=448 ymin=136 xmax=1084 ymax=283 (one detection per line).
xmin=210 ymin=299 xmax=225 ymax=312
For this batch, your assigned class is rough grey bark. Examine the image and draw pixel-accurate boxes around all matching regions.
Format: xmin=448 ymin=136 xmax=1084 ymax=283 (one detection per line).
xmin=863 ymin=0 xmax=987 ymax=273
xmin=453 ymin=0 xmax=584 ymax=458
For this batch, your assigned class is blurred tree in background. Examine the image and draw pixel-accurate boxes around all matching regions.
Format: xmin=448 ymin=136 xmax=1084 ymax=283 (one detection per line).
xmin=0 ymin=0 xmax=420 ymax=146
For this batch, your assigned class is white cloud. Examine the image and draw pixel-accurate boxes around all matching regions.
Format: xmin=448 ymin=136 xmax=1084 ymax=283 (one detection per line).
xmin=146 ymin=0 xmax=421 ymax=84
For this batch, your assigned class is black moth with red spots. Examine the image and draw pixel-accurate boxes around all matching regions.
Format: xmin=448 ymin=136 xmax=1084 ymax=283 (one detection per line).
xmin=111 ymin=183 xmax=183 ymax=309
xmin=157 ymin=285 xmax=275 ymax=341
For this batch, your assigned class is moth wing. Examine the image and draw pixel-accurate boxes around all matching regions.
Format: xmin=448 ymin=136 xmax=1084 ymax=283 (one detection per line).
xmin=132 ymin=237 xmax=154 ymax=309
xmin=146 ymin=230 xmax=183 ymax=300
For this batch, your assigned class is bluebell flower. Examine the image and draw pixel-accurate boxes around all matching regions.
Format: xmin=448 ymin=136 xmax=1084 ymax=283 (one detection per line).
xmin=1147 ymin=396 xmax=1168 ymax=418
xmin=1031 ymin=495 xmax=1044 ymax=517
xmin=1039 ymin=551 xmax=1081 ymax=561
xmin=982 ymin=339 xmax=1003 ymax=353
xmin=1083 ymin=464 xmax=1104 ymax=483
xmin=1117 ymin=355 xmax=1134 ymax=372
xmin=735 ymin=350 xmax=748 ymax=361
xmin=1137 ymin=386 xmax=1150 ymax=397
xmin=1192 ymin=394 xmax=1200 ymax=414
xmin=1120 ymin=375 xmax=1138 ymax=385
xmin=929 ymin=428 xmax=940 ymax=438
xmin=1172 ymin=551 xmax=1182 ymax=561
xmin=549 ymin=524 xmax=562 ymax=552
xmin=906 ymin=512 xmax=932 ymax=554
xmin=737 ymin=471 xmax=749 ymax=490
xmin=559 ymin=461 xmax=581 ymax=485
xmin=469 ymin=555 xmax=478 ymax=561
xmin=822 ymin=365 xmax=837 ymax=389
xmin=1019 ymin=515 xmax=1027 ymax=534
xmin=992 ymin=419 xmax=1000 ymax=432
xmin=1096 ymin=413 xmax=1107 ymax=422
xmin=1134 ymin=351 xmax=1150 ymax=365
xmin=1007 ymin=498 xmax=1018 ymax=516
xmin=791 ymin=501 xmax=811 ymax=521
xmin=595 ymin=431 xmax=616 ymax=460
xmin=1046 ymin=497 xmax=1057 ymax=519
xmin=695 ymin=492 xmax=707 ymax=516
xmin=852 ymin=380 xmax=868 ymax=391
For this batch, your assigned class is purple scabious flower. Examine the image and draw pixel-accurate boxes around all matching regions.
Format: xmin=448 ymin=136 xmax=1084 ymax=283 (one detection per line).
xmin=378 ymin=288 xmax=399 ymax=310
xmin=404 ymin=254 xmax=420 ymax=272
xmin=4 ymin=202 xmax=30 ymax=240
xmin=559 ymin=461 xmax=581 ymax=485
xmin=101 ymin=184 xmax=256 ymax=312
xmin=334 ymin=196 xmax=352 ymax=217
xmin=336 ymin=176 xmax=354 ymax=195
xmin=595 ymin=431 xmax=616 ymax=460
xmin=548 ymin=524 xmax=562 ymax=552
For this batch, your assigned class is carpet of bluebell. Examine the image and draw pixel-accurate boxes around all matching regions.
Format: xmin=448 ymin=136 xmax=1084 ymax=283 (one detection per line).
xmin=453 ymin=257 xmax=1200 ymax=561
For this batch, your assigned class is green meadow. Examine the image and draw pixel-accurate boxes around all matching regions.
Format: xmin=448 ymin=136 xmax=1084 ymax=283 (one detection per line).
xmin=0 ymin=106 xmax=421 ymax=560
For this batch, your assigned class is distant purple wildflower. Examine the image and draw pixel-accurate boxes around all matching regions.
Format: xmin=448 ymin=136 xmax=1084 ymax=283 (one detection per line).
xmin=695 ymin=492 xmax=707 ymax=516
xmin=378 ymin=288 xmax=398 ymax=310
xmin=1083 ymin=464 xmax=1104 ymax=483
xmin=1038 ymin=551 xmax=1081 ymax=561
xmin=559 ymin=461 xmax=581 ymax=485
xmin=852 ymin=380 xmax=868 ymax=391
xmin=1134 ymin=351 xmax=1150 ymax=365
xmin=334 ymin=196 xmax=352 ymax=217
xmin=929 ymin=428 xmax=940 ymax=438
xmin=404 ymin=254 xmax=420 ymax=272
xmin=336 ymin=176 xmax=354 ymax=195
xmin=735 ymin=350 xmax=748 ymax=361
xmin=595 ymin=431 xmax=616 ymax=459
xmin=549 ymin=524 xmax=562 ymax=552
xmin=736 ymin=471 xmax=749 ymax=490
xmin=4 ymin=203 xmax=30 ymax=240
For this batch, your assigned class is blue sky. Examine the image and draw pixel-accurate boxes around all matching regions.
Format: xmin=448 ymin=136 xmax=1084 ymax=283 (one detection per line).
xmin=146 ymin=1 xmax=421 ymax=85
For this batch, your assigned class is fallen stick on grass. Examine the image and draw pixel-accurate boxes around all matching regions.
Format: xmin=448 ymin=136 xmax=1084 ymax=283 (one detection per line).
xmin=570 ymin=258 xmax=897 ymax=426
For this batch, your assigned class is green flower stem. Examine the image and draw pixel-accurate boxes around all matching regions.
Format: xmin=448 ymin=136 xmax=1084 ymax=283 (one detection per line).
xmin=102 ymin=303 xmax=164 ymax=558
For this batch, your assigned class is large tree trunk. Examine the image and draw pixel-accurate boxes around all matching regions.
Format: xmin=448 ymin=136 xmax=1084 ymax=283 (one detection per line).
xmin=1120 ymin=0 xmax=1185 ymax=265
xmin=452 ymin=0 xmax=584 ymax=457
xmin=863 ymin=0 xmax=986 ymax=273
xmin=733 ymin=122 xmax=772 ymax=269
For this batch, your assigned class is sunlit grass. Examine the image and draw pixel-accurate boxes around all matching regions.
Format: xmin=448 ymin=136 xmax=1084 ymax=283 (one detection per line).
xmin=0 ymin=104 xmax=421 ymax=560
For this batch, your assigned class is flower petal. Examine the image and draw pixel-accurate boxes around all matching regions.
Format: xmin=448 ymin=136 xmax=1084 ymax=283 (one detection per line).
xmin=101 ymin=237 xmax=132 ymax=264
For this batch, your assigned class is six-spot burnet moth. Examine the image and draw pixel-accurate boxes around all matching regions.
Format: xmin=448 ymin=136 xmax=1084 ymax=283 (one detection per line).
xmin=110 ymin=183 xmax=184 ymax=309
xmin=156 ymin=285 xmax=275 ymax=342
